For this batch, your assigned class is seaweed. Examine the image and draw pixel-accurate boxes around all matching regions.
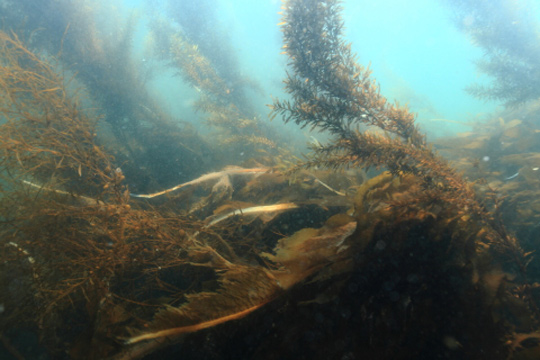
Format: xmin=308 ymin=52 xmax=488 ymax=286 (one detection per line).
xmin=443 ymin=0 xmax=540 ymax=107
xmin=1 ymin=1 xmax=540 ymax=359
xmin=0 ymin=0 xmax=220 ymax=193
xmin=269 ymin=0 xmax=525 ymax=264
xmin=145 ymin=11 xmax=280 ymax=160
xmin=270 ymin=0 xmax=540 ymax=357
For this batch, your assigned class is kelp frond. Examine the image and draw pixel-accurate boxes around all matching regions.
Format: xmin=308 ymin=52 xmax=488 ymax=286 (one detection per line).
xmin=125 ymin=265 xmax=283 ymax=344
xmin=123 ymin=217 xmax=357 ymax=349
xmin=130 ymin=166 xmax=269 ymax=198
xmin=205 ymin=202 xmax=299 ymax=227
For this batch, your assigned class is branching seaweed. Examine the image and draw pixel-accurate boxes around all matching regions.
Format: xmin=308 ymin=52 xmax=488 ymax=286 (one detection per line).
xmin=271 ymin=0 xmax=537 ymax=323
xmin=270 ymin=0 xmax=479 ymax=210
xmin=443 ymin=0 xmax=540 ymax=107
xmin=2 ymin=2 xmax=540 ymax=359
xmin=146 ymin=17 xmax=278 ymax=155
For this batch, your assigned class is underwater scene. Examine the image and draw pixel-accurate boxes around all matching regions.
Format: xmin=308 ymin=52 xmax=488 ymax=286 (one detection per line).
xmin=2 ymin=0 xmax=540 ymax=359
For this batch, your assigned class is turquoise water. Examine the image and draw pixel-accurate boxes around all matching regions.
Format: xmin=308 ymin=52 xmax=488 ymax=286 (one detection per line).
xmin=122 ymin=0 xmax=502 ymax=139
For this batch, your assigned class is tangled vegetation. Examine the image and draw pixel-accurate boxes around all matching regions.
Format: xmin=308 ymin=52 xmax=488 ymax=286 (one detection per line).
xmin=1 ymin=0 xmax=540 ymax=359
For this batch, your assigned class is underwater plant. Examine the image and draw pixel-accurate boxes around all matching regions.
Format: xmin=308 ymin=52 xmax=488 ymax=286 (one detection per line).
xmin=145 ymin=8 xmax=280 ymax=158
xmin=0 ymin=30 xmax=225 ymax=359
xmin=0 ymin=0 xmax=220 ymax=193
xmin=270 ymin=0 xmax=540 ymax=357
xmin=106 ymin=0 xmax=540 ymax=358
xmin=443 ymin=0 xmax=540 ymax=107
xmin=2 ymin=0 xmax=540 ymax=359
xmin=269 ymin=0 xmax=527 ymax=262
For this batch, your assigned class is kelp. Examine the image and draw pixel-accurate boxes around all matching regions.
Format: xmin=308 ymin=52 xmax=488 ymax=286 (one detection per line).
xmin=435 ymin=113 xmax=540 ymax=233
xmin=2 ymin=1 xmax=540 ymax=359
xmin=0 ymin=31 xmax=117 ymax=198
xmin=0 ymin=0 xmax=219 ymax=193
xmin=0 ymin=31 xmax=359 ymax=359
xmin=270 ymin=0 xmax=540 ymax=356
xmin=0 ymin=31 xmax=217 ymax=359
xmin=270 ymin=0 xmax=528 ymax=270
xmin=112 ymin=1 xmax=540 ymax=358
xmin=270 ymin=0 xmax=474 ymax=202
xmin=115 ymin=210 xmax=357 ymax=359
xmin=115 ymin=169 xmax=533 ymax=359
xmin=146 ymin=15 xmax=279 ymax=158
xmin=130 ymin=166 xmax=270 ymax=199
xmin=433 ymin=108 xmax=540 ymax=313
xmin=0 ymin=30 xmax=125 ymax=354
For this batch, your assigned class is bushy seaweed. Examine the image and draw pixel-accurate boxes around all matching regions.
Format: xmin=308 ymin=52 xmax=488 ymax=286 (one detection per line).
xmin=1 ymin=1 xmax=540 ymax=360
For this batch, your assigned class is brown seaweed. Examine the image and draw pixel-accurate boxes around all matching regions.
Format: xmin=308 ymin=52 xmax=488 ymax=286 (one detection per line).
xmin=2 ymin=1 xmax=540 ymax=359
